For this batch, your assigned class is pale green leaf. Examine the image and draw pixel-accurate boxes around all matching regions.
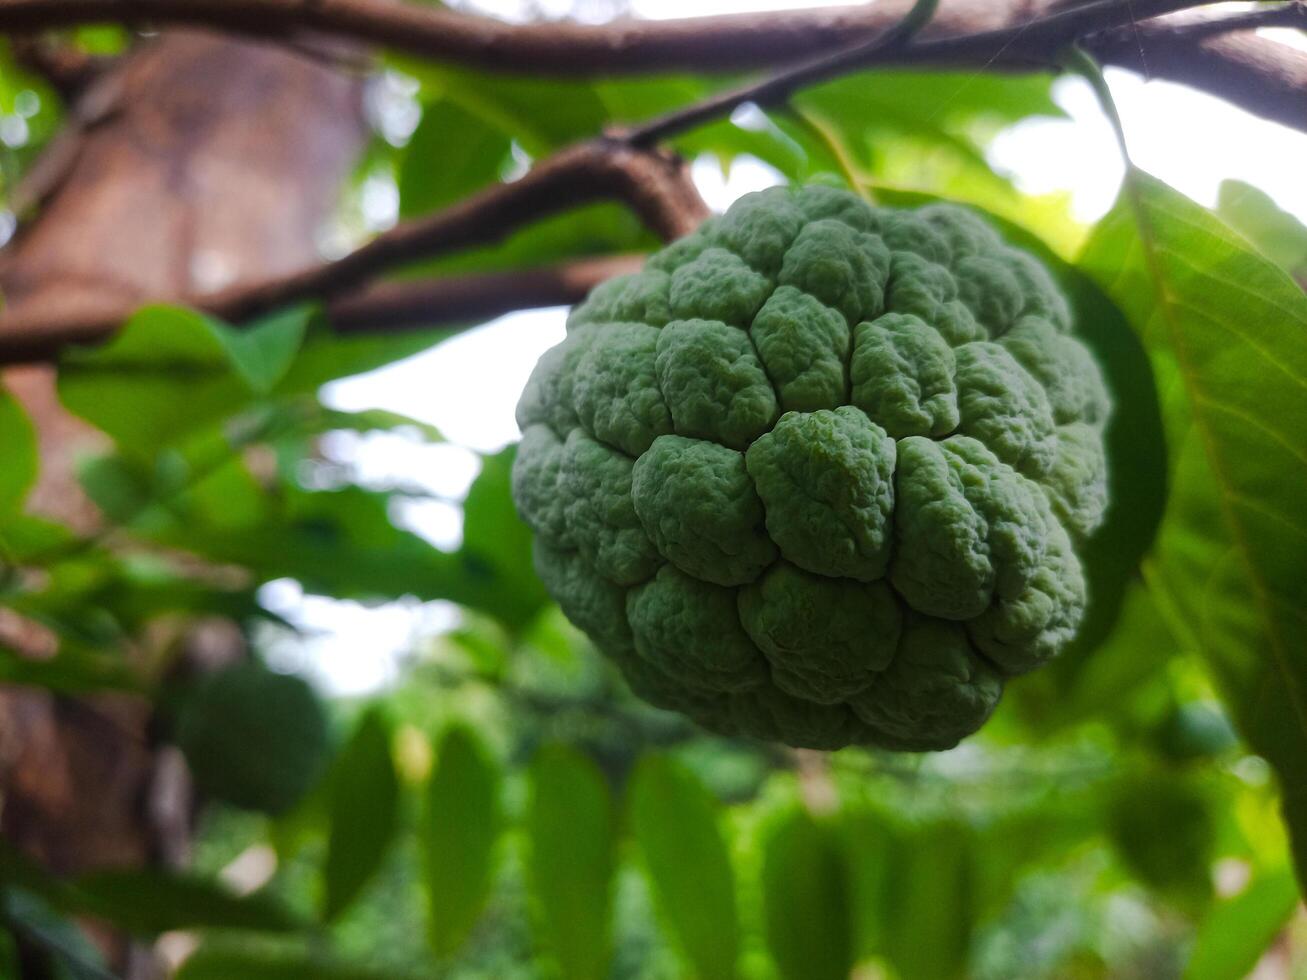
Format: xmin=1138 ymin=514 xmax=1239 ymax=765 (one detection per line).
xmin=527 ymin=744 xmax=616 ymax=980
xmin=629 ymin=755 xmax=738 ymax=980
xmin=421 ymin=726 xmax=503 ymax=958
xmin=322 ymin=707 xmax=401 ymax=922
xmin=1184 ymin=866 xmax=1300 ymax=980
xmin=761 ymin=808 xmax=853 ymax=980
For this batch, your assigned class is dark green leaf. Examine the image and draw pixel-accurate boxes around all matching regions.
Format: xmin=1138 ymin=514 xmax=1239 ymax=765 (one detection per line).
xmin=400 ymin=100 xmax=511 ymax=218
xmin=527 ymin=744 xmax=616 ymax=980
xmin=3 ymin=889 xmax=116 ymax=980
xmin=1107 ymin=772 xmax=1214 ymax=901
xmin=420 ymin=202 xmax=657 ymax=279
xmin=0 ymin=385 xmax=37 ymax=517
xmin=882 ymin=820 xmax=973 ymax=980
xmin=0 ymin=645 xmax=137 ymax=694
xmin=322 ymin=707 xmax=401 ymax=922
xmin=175 ymin=662 xmax=330 ymax=814
xmin=629 ymin=755 xmax=738 ymax=980
xmin=1079 ymin=172 xmax=1307 ymax=889
xmin=462 ymin=446 xmax=549 ymax=624
xmin=421 ymin=726 xmax=502 ymax=958
xmin=70 ymin=871 xmax=302 ymax=934
xmin=760 ymin=808 xmax=853 ymax=980
xmin=408 ymin=66 xmax=608 ymax=154
xmin=1184 ymin=865 xmax=1300 ymax=980
xmin=177 ymin=944 xmax=403 ymax=980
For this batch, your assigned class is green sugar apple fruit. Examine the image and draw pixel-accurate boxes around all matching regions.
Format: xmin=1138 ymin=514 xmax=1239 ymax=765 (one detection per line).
xmin=512 ymin=185 xmax=1111 ymax=751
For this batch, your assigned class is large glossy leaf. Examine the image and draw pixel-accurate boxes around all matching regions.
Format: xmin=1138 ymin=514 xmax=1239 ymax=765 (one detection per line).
xmin=400 ymin=99 xmax=511 ymax=218
xmin=1184 ymin=865 xmax=1300 ymax=980
xmin=322 ymin=707 xmax=401 ymax=922
xmin=760 ymin=808 xmax=853 ymax=980
xmin=58 ymin=305 xmax=307 ymax=453
xmin=421 ymin=726 xmax=503 ymax=958
xmin=526 ymin=744 xmax=616 ymax=980
xmin=0 ymin=385 xmax=37 ymax=517
xmin=1079 ymin=171 xmax=1307 ymax=887
xmin=629 ymin=755 xmax=738 ymax=980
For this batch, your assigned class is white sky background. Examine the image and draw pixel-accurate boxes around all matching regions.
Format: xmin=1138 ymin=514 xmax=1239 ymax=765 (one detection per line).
xmin=267 ymin=1 xmax=1307 ymax=695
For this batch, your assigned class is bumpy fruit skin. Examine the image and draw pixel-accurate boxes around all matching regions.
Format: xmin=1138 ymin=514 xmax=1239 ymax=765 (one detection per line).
xmin=513 ymin=186 xmax=1110 ymax=751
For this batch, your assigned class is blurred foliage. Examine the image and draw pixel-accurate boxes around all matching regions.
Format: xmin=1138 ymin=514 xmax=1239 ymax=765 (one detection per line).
xmin=1 ymin=20 xmax=1305 ymax=980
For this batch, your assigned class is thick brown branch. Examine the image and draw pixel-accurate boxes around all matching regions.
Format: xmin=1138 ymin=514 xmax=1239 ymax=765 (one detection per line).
xmin=1087 ymin=5 xmax=1307 ymax=133
xmin=0 ymin=255 xmax=645 ymax=363
xmin=0 ymin=0 xmax=1303 ymax=133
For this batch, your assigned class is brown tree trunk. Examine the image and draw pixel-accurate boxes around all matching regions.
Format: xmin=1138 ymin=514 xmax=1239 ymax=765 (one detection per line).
xmin=0 ymin=30 xmax=367 ymax=974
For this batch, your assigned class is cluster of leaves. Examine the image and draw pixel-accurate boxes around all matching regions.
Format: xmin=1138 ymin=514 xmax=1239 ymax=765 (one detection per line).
xmin=1 ymin=32 xmax=1307 ymax=980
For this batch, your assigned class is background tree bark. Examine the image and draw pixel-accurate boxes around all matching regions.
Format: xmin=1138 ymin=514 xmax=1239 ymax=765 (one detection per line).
xmin=0 ymin=30 xmax=366 ymax=974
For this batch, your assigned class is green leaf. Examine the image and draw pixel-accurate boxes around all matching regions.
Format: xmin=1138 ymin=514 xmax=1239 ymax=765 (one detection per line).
xmin=216 ymin=305 xmax=312 ymax=394
xmin=0 ymin=645 xmax=137 ymax=694
xmin=420 ymin=202 xmax=657 ymax=279
xmin=527 ymin=744 xmax=616 ymax=980
xmin=1184 ymin=865 xmax=1300 ymax=980
xmin=421 ymin=726 xmax=503 ymax=958
xmin=1079 ymin=171 xmax=1307 ymax=888
xmin=175 ymin=662 xmax=330 ymax=814
xmin=629 ymin=755 xmax=738 ymax=980
xmin=400 ymin=99 xmax=511 ymax=218
xmin=274 ymin=326 xmax=451 ymax=394
xmin=1107 ymin=771 xmax=1214 ymax=902
xmin=462 ymin=446 xmax=549 ymax=625
xmin=2 ymin=888 xmax=115 ymax=980
xmin=58 ymin=304 xmax=305 ymax=452
xmin=177 ymin=944 xmax=403 ymax=980
xmin=1216 ymin=179 xmax=1307 ymax=282
xmin=69 ymin=871 xmax=302 ymax=934
xmin=407 ymin=66 xmax=608 ymax=155
xmin=322 ymin=706 xmax=401 ymax=922
xmin=760 ymin=808 xmax=853 ymax=980
xmin=882 ymin=820 xmax=973 ymax=980
xmin=0 ymin=385 xmax=37 ymax=517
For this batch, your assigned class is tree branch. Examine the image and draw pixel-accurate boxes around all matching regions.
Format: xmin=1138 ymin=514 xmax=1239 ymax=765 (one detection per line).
xmin=1087 ymin=4 xmax=1307 ymax=133
xmin=2 ymin=0 xmax=1296 ymax=364
xmin=0 ymin=0 xmax=1302 ymax=133
xmin=203 ymin=142 xmax=704 ymax=324
xmin=0 ymin=254 xmax=644 ymax=364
